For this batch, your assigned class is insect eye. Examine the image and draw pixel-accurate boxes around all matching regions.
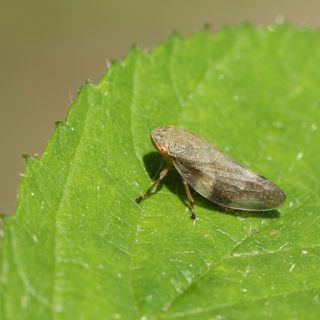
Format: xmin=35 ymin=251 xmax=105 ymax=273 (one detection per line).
xmin=152 ymin=141 xmax=168 ymax=156
xmin=158 ymin=144 xmax=167 ymax=153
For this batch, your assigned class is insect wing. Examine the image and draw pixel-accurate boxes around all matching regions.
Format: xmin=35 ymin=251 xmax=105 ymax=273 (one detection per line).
xmin=172 ymin=156 xmax=285 ymax=211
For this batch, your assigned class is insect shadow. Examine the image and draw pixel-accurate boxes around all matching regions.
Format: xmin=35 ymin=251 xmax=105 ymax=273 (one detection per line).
xmin=143 ymin=152 xmax=280 ymax=219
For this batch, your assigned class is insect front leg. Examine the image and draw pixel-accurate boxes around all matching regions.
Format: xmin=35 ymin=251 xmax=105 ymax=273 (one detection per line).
xmin=182 ymin=179 xmax=196 ymax=219
xmin=135 ymin=166 xmax=171 ymax=204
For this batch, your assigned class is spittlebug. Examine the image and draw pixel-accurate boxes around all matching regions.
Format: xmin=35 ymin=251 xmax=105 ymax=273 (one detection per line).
xmin=135 ymin=125 xmax=286 ymax=219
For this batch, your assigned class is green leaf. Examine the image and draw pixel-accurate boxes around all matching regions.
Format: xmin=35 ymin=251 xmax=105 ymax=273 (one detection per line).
xmin=1 ymin=24 xmax=320 ymax=320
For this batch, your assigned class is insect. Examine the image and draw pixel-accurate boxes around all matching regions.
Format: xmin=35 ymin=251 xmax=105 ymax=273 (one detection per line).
xmin=135 ymin=125 xmax=286 ymax=219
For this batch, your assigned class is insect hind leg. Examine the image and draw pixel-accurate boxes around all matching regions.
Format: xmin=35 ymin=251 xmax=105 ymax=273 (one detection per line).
xmin=135 ymin=166 xmax=170 ymax=204
xmin=182 ymin=179 xmax=196 ymax=219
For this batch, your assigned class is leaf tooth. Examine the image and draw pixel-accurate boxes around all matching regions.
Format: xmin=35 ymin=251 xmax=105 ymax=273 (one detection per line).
xmin=167 ymin=31 xmax=183 ymax=40
xmin=83 ymin=78 xmax=93 ymax=86
xmin=22 ymin=154 xmax=36 ymax=164
xmin=74 ymin=79 xmax=94 ymax=97
xmin=54 ymin=121 xmax=64 ymax=128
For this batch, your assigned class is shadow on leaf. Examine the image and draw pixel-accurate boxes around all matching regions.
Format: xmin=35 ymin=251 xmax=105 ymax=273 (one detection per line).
xmin=142 ymin=152 xmax=280 ymax=219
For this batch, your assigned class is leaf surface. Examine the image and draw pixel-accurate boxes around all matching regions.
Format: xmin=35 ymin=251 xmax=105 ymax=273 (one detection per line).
xmin=1 ymin=25 xmax=320 ymax=320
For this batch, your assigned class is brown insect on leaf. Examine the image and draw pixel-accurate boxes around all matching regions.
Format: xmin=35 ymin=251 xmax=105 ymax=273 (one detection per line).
xmin=135 ymin=125 xmax=286 ymax=219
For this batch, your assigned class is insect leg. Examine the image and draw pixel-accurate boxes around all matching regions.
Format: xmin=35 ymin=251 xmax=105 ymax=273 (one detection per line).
xmin=182 ymin=179 xmax=196 ymax=219
xmin=135 ymin=166 xmax=170 ymax=204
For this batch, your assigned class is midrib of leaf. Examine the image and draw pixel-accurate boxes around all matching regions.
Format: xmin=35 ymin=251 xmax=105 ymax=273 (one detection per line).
xmin=128 ymin=34 xmax=231 ymax=316
xmin=127 ymin=32 xmax=246 ymax=317
xmin=128 ymin=39 xmax=187 ymax=318
xmin=156 ymin=36 xmax=212 ymax=314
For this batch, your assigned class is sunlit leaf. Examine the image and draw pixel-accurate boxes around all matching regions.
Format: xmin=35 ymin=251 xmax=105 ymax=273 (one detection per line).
xmin=1 ymin=24 xmax=320 ymax=319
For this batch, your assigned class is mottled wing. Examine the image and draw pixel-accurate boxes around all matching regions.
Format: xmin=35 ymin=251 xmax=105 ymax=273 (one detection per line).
xmin=173 ymin=156 xmax=285 ymax=211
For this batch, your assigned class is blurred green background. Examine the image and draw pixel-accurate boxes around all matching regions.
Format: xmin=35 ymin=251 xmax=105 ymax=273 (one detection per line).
xmin=1 ymin=0 xmax=319 ymax=214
